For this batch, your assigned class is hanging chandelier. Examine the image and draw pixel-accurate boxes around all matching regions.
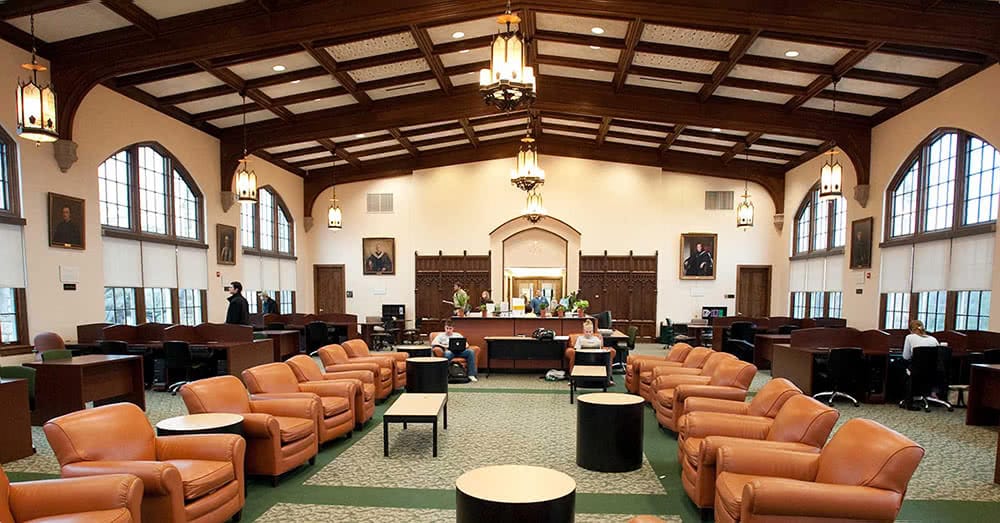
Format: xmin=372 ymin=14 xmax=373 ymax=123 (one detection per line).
xmin=479 ymin=0 xmax=536 ymax=112
xmin=16 ymin=14 xmax=57 ymax=143
xmin=523 ymin=189 xmax=546 ymax=223
xmin=736 ymin=151 xmax=754 ymax=229
xmin=234 ymin=93 xmax=258 ymax=203
xmin=819 ymin=81 xmax=843 ymax=201
xmin=510 ymin=120 xmax=544 ymax=192
xmin=327 ymin=186 xmax=342 ymax=230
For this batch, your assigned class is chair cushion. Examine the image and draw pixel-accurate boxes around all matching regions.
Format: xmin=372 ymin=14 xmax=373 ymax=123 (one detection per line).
xmin=168 ymin=459 xmax=235 ymax=501
xmin=396 ymin=361 xmax=406 ymax=373
xmin=682 ymin=436 xmax=703 ymax=468
xmin=379 ymin=367 xmax=392 ymax=381
xmin=273 ymin=416 xmax=315 ymax=444
xmin=320 ymin=396 xmax=351 ymax=417
xmin=362 ymin=383 xmax=375 ymax=401
xmin=656 ymin=388 xmax=675 ymax=408
xmin=715 ymin=472 xmax=756 ymax=521
xmin=25 ymin=509 xmax=133 ymax=523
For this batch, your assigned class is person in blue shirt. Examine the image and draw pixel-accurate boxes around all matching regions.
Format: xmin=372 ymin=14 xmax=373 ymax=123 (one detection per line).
xmin=529 ymin=289 xmax=549 ymax=315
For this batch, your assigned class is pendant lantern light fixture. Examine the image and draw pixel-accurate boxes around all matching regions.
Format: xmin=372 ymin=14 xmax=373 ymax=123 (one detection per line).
xmin=234 ymin=93 xmax=258 ymax=203
xmin=327 ymin=186 xmax=343 ymax=230
xmin=523 ymin=189 xmax=546 ymax=223
xmin=479 ymin=0 xmax=536 ymax=112
xmin=16 ymin=14 xmax=58 ymax=144
xmin=510 ymin=117 xmax=545 ymax=192
xmin=736 ymin=152 xmax=755 ymax=230
xmin=819 ymin=81 xmax=844 ymax=201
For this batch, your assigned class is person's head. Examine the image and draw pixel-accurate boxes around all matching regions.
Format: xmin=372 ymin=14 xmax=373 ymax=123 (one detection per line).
xmin=909 ymin=319 xmax=927 ymax=336
xmin=453 ymin=282 xmax=462 ymax=292
xmin=534 ymin=289 xmax=542 ymax=298
xmin=583 ymin=319 xmax=594 ymax=335
xmin=230 ymin=281 xmax=243 ymax=295
xmin=223 ymin=234 xmax=231 ymax=246
xmin=695 ymin=242 xmax=704 ymax=253
xmin=444 ymin=319 xmax=454 ymax=335
xmin=481 ymin=290 xmax=489 ymax=299
xmin=373 ymin=242 xmax=383 ymax=254
xmin=61 ymin=206 xmax=72 ymax=222
xmin=260 ymin=292 xmax=270 ymax=300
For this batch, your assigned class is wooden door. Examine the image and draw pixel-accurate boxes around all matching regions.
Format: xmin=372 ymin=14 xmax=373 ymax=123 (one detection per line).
xmin=511 ymin=278 xmax=562 ymax=303
xmin=314 ymin=265 xmax=346 ymax=314
xmin=736 ymin=265 xmax=772 ymax=317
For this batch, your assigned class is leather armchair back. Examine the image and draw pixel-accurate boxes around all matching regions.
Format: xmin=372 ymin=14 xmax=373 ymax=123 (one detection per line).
xmin=707 ymin=359 xmax=757 ymax=387
xmin=242 ymin=363 xmax=302 ymax=394
xmin=32 ymin=332 xmax=66 ymax=353
xmin=699 ymin=352 xmax=736 ymax=376
xmin=748 ymin=378 xmax=802 ymax=417
xmin=816 ymin=419 xmax=925 ymax=492
xmin=179 ymin=375 xmax=252 ymax=414
xmin=317 ymin=344 xmax=351 ymax=366
xmin=1 ymin=467 xmax=14 ymax=522
xmin=342 ymin=339 xmax=372 ymax=357
xmin=286 ymin=355 xmax=324 ymax=382
xmin=682 ymin=347 xmax=713 ymax=368
xmin=44 ymin=403 xmax=156 ymax=465
xmin=666 ymin=343 xmax=693 ymax=361
xmin=767 ymin=394 xmax=839 ymax=447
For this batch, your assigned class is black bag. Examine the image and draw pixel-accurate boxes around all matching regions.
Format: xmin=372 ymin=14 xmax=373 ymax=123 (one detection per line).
xmin=532 ymin=328 xmax=555 ymax=341
xmin=448 ymin=362 xmax=470 ymax=383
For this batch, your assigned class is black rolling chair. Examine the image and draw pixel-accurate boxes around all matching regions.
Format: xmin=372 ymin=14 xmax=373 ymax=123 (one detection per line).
xmin=901 ymin=345 xmax=954 ymax=412
xmin=613 ymin=326 xmax=638 ymax=373
xmin=305 ymin=321 xmax=331 ymax=354
xmin=163 ymin=341 xmax=210 ymax=395
xmin=126 ymin=345 xmax=155 ymax=388
xmin=724 ymin=321 xmax=756 ymax=362
xmin=777 ymin=324 xmax=800 ymax=335
xmin=371 ymin=317 xmax=399 ymax=351
xmin=594 ymin=311 xmax=613 ymax=330
xmin=99 ymin=340 xmax=129 ymax=355
xmin=812 ymin=347 xmax=864 ymax=407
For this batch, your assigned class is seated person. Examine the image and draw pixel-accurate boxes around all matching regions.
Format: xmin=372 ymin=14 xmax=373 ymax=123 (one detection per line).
xmin=903 ymin=319 xmax=939 ymax=360
xmin=566 ymin=320 xmax=614 ymax=385
xmin=431 ymin=320 xmax=478 ymax=382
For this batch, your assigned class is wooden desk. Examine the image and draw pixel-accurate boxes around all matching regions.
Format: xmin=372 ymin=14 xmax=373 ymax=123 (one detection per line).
xmin=967 ymin=364 xmax=1000 ymax=426
xmin=485 ymin=336 xmax=566 ymax=372
xmin=686 ymin=325 xmax=712 ymax=347
xmin=754 ymin=334 xmax=791 ymax=370
xmin=258 ymin=330 xmax=300 ymax=361
xmin=25 ymin=355 xmax=145 ymax=426
xmin=452 ymin=316 xmax=592 ymax=368
xmin=771 ymin=344 xmax=886 ymax=402
xmin=191 ymin=340 xmax=274 ymax=377
xmin=0 ymin=378 xmax=34 ymax=462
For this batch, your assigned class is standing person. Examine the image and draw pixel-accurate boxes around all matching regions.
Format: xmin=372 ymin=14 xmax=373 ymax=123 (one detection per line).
xmin=226 ymin=281 xmax=251 ymax=325
xmin=529 ymin=289 xmax=549 ymax=315
xmin=260 ymin=292 xmax=278 ymax=314
xmin=431 ymin=320 xmax=477 ymax=382
xmin=452 ymin=282 xmax=469 ymax=315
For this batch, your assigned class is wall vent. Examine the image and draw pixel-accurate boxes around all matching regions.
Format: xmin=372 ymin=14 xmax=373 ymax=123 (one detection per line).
xmin=367 ymin=193 xmax=394 ymax=213
xmin=704 ymin=191 xmax=734 ymax=210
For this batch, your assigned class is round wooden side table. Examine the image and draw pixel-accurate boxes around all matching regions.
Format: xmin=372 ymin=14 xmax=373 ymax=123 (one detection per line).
xmin=155 ymin=413 xmax=244 ymax=437
xmin=455 ymin=464 xmax=576 ymax=522
xmin=577 ymin=392 xmax=644 ymax=472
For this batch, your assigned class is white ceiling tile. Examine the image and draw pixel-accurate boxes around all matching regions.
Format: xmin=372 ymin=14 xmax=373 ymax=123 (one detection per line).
xmin=480 ymin=130 xmax=526 ymax=141
xmin=544 ymin=117 xmax=600 ymax=129
xmin=366 ymin=79 xmax=440 ymax=100
xmin=409 ymin=129 xmax=465 ymax=141
xmin=535 ymin=13 xmax=630 ymax=39
xmin=285 ymin=151 xmax=334 ymax=162
xmin=538 ymin=64 xmax=614 ymax=82
xmin=418 ymin=139 xmax=470 ymax=151
xmin=831 ymin=78 xmax=918 ymax=99
xmin=301 ymin=162 xmax=337 ymax=169
xmin=750 ymin=143 xmax=807 ymax=156
xmin=426 ymin=17 xmax=498 ymax=45
xmin=473 ymin=120 xmax=525 ymax=132
xmin=746 ymin=155 xmax=788 ymax=164
xmin=687 ymin=126 xmax=748 ymax=137
xmin=175 ymin=93 xmax=246 ymax=114
xmin=547 ymin=129 xmax=595 ymax=140
xmin=670 ymin=145 xmax=724 ymax=157
xmin=345 ymin=139 xmax=399 ymax=153
xmin=349 ymin=58 xmax=429 ymax=83
xmin=137 ymin=73 xmax=225 ymax=98
xmin=401 ymin=121 xmax=454 ymax=131
xmin=759 ymin=133 xmax=824 ymax=146
xmin=450 ymin=72 xmax=481 ymax=86
xmin=135 ymin=0 xmax=242 ymax=19
xmin=633 ymin=52 xmax=718 ymax=73
xmin=358 ymin=150 xmax=410 ymax=161
xmin=681 ymin=135 xmax=738 ymax=147
xmin=537 ymin=41 xmax=620 ymax=63
xmin=9 ymin=4 xmax=130 ymax=42
xmin=258 ymin=76 xmax=341 ymax=99
xmin=729 ymin=65 xmax=818 ymax=87
xmin=713 ymin=86 xmax=794 ymax=104
xmin=747 ymin=38 xmax=849 ymax=66
xmin=264 ymin=142 xmax=316 ymax=155
xmin=800 ymin=98 xmax=883 ymax=116
xmin=328 ymin=32 xmax=417 ymax=61
xmin=330 ymin=130 xmax=388 ymax=142
xmin=440 ymin=47 xmax=491 ymax=67
xmin=606 ymin=137 xmax=658 ymax=148
xmin=640 ymin=25 xmax=738 ymax=50
xmin=285 ymin=95 xmax=358 ymax=114
xmin=618 ymin=118 xmax=674 ymax=127
xmin=227 ymin=52 xmax=317 ymax=80
xmin=208 ymin=110 xmax=276 ymax=128
xmin=609 ymin=125 xmax=666 ymax=138
xmin=626 ymin=75 xmax=702 ymax=93
xmin=855 ymin=52 xmax=961 ymax=78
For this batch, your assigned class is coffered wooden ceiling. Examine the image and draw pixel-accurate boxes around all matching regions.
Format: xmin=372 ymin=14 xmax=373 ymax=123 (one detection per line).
xmin=3 ymin=0 xmax=999 ymax=215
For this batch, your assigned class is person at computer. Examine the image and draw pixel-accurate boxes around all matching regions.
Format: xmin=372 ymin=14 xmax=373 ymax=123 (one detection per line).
xmin=567 ymin=319 xmax=615 ymax=385
xmin=903 ymin=319 xmax=938 ymax=360
xmin=431 ymin=320 xmax=477 ymax=382
xmin=529 ymin=289 xmax=549 ymax=315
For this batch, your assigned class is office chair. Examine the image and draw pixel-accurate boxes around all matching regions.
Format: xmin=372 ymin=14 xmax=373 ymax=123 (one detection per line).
xmin=901 ymin=345 xmax=954 ymax=412
xmin=163 ymin=341 xmax=209 ymax=394
xmin=305 ymin=321 xmax=331 ymax=354
xmin=614 ymin=326 xmax=639 ymax=372
xmin=0 ymin=365 xmax=35 ymax=410
xmin=724 ymin=321 xmax=756 ymax=362
xmin=595 ymin=311 xmax=613 ymax=330
xmin=812 ymin=347 xmax=864 ymax=407
xmin=99 ymin=340 xmax=129 ymax=355
xmin=40 ymin=349 xmax=73 ymax=362
xmin=984 ymin=348 xmax=1000 ymax=364
xmin=371 ymin=318 xmax=398 ymax=351
xmin=777 ymin=324 xmax=800 ymax=335
xmin=658 ymin=318 xmax=676 ymax=345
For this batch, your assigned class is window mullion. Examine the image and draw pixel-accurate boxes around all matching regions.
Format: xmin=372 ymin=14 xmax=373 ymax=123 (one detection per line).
xmin=130 ymin=146 xmax=141 ymax=232
xmin=915 ymin=145 xmax=929 ymax=235
xmin=953 ymin=132 xmax=968 ymax=228
xmin=165 ymin=156 xmax=176 ymax=239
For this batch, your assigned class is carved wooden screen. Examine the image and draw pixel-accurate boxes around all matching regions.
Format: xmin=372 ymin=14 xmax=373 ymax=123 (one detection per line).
xmin=414 ymin=251 xmax=491 ymax=325
xmin=578 ymin=251 xmax=658 ymax=339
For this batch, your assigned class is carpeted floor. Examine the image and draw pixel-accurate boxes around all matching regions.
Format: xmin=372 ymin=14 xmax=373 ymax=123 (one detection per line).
xmin=5 ymin=343 xmax=1000 ymax=522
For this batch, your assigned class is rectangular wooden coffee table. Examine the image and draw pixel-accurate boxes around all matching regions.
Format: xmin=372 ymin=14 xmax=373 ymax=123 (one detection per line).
xmin=383 ymin=393 xmax=448 ymax=457
xmin=570 ymin=365 xmax=608 ymax=404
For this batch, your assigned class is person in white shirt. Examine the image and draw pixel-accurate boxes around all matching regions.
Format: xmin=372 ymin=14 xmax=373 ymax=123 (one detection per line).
xmin=431 ymin=320 xmax=477 ymax=382
xmin=902 ymin=319 xmax=939 ymax=360
xmin=568 ymin=320 xmax=614 ymax=385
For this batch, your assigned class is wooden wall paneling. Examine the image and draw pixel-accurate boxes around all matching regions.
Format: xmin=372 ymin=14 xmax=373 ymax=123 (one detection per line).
xmin=414 ymin=251 xmax=491 ymax=325
xmin=578 ymin=251 xmax=658 ymax=339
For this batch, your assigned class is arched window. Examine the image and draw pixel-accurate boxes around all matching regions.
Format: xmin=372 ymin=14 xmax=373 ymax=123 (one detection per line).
xmin=792 ymin=183 xmax=846 ymax=255
xmin=0 ymin=126 xmax=27 ymax=347
xmin=98 ymin=143 xmax=204 ymax=243
xmin=0 ymin=125 xmax=20 ymax=222
xmin=240 ymin=186 xmax=294 ymax=256
xmin=886 ymin=129 xmax=1000 ymax=240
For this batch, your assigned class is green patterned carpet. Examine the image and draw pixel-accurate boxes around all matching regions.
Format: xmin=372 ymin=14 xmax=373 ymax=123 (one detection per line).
xmin=5 ymin=345 xmax=1000 ymax=522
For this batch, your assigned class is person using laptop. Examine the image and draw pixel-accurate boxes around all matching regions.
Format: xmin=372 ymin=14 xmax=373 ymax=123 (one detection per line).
xmin=431 ymin=320 xmax=478 ymax=382
xmin=571 ymin=319 xmax=614 ymax=385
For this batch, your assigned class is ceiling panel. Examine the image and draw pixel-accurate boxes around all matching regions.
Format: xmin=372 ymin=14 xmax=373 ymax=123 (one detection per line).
xmin=632 ymin=52 xmax=718 ymax=73
xmin=746 ymin=155 xmax=788 ymax=164
xmin=301 ymin=161 xmax=337 ymax=169
xmin=759 ymin=133 xmax=824 ymax=146
xmin=609 ymin=125 xmax=666 ymax=139
xmin=831 ymin=78 xmax=919 ymax=99
xmin=670 ymin=145 xmax=724 ymax=156
xmin=418 ymin=139 xmax=470 ymax=151
xmin=535 ymin=13 xmax=630 ymax=39
xmin=687 ymin=126 xmax=748 ymax=137
xmin=135 ymin=0 xmax=243 ymax=19
xmin=330 ymin=130 xmax=389 ymax=142
xmin=729 ymin=64 xmax=818 ymax=87
xmin=357 ymin=149 xmax=410 ymax=161
xmin=450 ymin=72 xmax=481 ymax=86
xmin=258 ymin=76 xmax=341 ymax=98
xmin=640 ymin=24 xmax=739 ymax=51
xmin=854 ymin=52 xmax=962 ymax=78
xmin=285 ymin=151 xmax=333 ymax=162
xmin=480 ymin=130 xmax=526 ymax=141
xmin=264 ymin=142 xmax=317 ymax=155
xmin=547 ymin=129 xmax=596 ymax=140
xmin=366 ymin=79 xmax=440 ymax=100
xmin=348 ymin=58 xmax=430 ymax=83
xmin=606 ymin=136 xmax=658 ymax=148
xmin=284 ymin=95 xmax=358 ymax=114
xmin=537 ymin=41 xmax=621 ymax=62
xmin=426 ymin=17 xmax=498 ymax=45
xmin=626 ymin=75 xmax=702 ymax=92
xmin=800 ymin=98 xmax=883 ymax=116
xmin=681 ymin=135 xmax=739 ymax=147
xmin=401 ymin=120 xmax=455 ymax=131
xmin=207 ymin=110 xmax=277 ymax=128
xmin=440 ymin=47 xmax=491 ymax=67
xmin=713 ymin=86 xmax=794 ymax=104
xmin=137 ymin=72 xmax=225 ymax=98
xmin=328 ymin=32 xmax=417 ymax=61
xmin=9 ymin=4 xmax=131 ymax=42
xmin=749 ymin=143 xmax=808 ymax=156
xmin=345 ymin=139 xmax=400 ymax=153
xmin=747 ymin=38 xmax=849 ymax=65
xmin=227 ymin=51 xmax=318 ymax=80
xmin=474 ymin=120 xmax=525 ymax=131
xmin=409 ymin=129 xmax=465 ymax=141
xmin=175 ymin=92 xmax=246 ymax=114
xmin=538 ymin=64 xmax=614 ymax=82
xmin=544 ymin=117 xmax=600 ymax=129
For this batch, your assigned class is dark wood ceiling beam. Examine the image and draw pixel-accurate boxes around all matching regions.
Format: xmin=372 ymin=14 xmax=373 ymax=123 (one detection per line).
xmin=841 ymin=68 xmax=937 ymax=89
xmin=722 ymin=131 xmax=763 ymax=163
xmin=545 ymin=123 xmax=599 ymax=136
xmin=100 ymin=0 xmax=158 ymax=37
xmin=109 ymin=84 xmax=221 ymax=136
xmin=410 ymin=133 xmax=475 ymax=148
xmin=603 ymin=128 xmax=663 ymax=145
xmin=535 ymin=54 xmax=618 ymax=72
xmin=114 ymin=64 xmax=203 ymax=88
xmin=478 ymin=123 xmax=530 ymax=138
xmin=272 ymin=145 xmax=328 ymax=160
xmin=401 ymin=121 xmax=464 ymax=137
xmin=628 ymin=65 xmax=712 ymax=85
xmin=738 ymin=55 xmax=831 ymax=75
xmin=432 ymin=35 xmax=493 ymax=55
xmin=608 ymin=118 xmax=674 ymax=135
xmin=595 ymin=117 xmax=612 ymax=145
xmin=160 ymin=85 xmax=235 ymax=106
xmin=196 ymin=61 xmax=295 ymax=121
xmin=318 ymin=138 xmax=363 ymax=168
xmin=254 ymin=149 xmax=307 ymax=177
xmin=459 ymin=118 xmax=480 ymax=148
xmin=813 ymin=89 xmax=899 ymax=108
xmin=540 ymin=112 xmax=604 ymax=126
xmin=208 ymin=44 xmax=307 ymax=69
xmin=289 ymin=154 xmax=343 ymax=168
xmin=354 ymin=144 xmax=410 ymax=158
xmin=0 ymin=0 xmax=88 ymax=19
xmin=877 ymin=43 xmax=988 ymax=64
xmin=534 ymin=29 xmax=625 ymax=49
xmin=358 ymin=70 xmax=438 ymax=91
xmin=612 ymin=18 xmax=643 ymax=92
xmin=190 ymin=86 xmax=351 ymax=122
xmin=388 ymin=128 xmax=421 ymax=157
xmin=191 ymin=102 xmax=258 ymax=124
xmin=785 ymin=41 xmax=882 ymax=110
xmin=779 ymin=139 xmax=837 ymax=173
xmin=720 ymin=77 xmax=804 ymax=96
xmin=871 ymin=61 xmax=994 ymax=124
xmin=699 ymin=30 xmax=760 ymax=101
xmin=410 ymin=25 xmax=452 ymax=95
xmin=302 ymin=42 xmax=372 ymax=105
xmin=756 ymin=31 xmax=870 ymax=50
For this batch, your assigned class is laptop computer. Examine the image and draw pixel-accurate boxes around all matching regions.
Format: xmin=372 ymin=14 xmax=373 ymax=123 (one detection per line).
xmin=448 ymin=337 xmax=467 ymax=353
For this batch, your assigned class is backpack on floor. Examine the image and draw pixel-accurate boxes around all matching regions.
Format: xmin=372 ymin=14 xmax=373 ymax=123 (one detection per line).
xmin=448 ymin=362 xmax=470 ymax=383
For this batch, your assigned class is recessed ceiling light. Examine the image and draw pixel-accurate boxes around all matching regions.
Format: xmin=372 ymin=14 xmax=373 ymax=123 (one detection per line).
xmin=591 ymin=26 xmax=604 ymax=34
xmin=753 ymin=89 xmax=761 ymax=92
xmin=784 ymin=50 xmax=799 ymax=58
xmin=314 ymin=98 xmax=322 ymax=102
xmin=452 ymin=31 xmax=465 ymax=39
xmin=459 ymin=49 xmax=470 ymax=54
xmin=272 ymin=64 xmax=286 ymax=72
xmin=712 ymin=128 xmax=722 ymax=132
xmin=356 ymin=133 xmax=366 ymax=138
xmin=291 ymin=80 xmax=301 ymax=84
xmin=588 ymin=69 xmax=595 ymax=72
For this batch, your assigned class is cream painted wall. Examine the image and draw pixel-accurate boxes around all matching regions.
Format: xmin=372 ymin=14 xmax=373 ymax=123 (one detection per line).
xmin=1 ymin=40 xmax=309 ymax=341
xmin=308 ymin=155 xmax=781 ymax=325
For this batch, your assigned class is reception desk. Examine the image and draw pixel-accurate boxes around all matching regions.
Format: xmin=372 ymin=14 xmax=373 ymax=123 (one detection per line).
xmin=451 ymin=316 xmax=591 ymax=369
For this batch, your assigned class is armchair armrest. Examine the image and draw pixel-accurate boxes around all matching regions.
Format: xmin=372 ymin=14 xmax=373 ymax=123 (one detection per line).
xmin=387 ymin=352 xmax=408 ymax=362
xmin=240 ymin=412 xmax=280 ymax=439
xmin=345 ymin=355 xmax=393 ymax=368
xmin=681 ymin=412 xmax=772 ymax=440
xmin=61 ymin=460 xmax=181 ymax=496
xmin=627 ymin=354 xmax=662 ymax=365
xmin=299 ymin=379 xmax=358 ymax=399
xmin=676 ymin=384 xmax=748 ymax=404
xmin=9 ymin=474 xmax=142 ymax=522
xmin=322 ymin=369 xmax=374 ymax=383
xmin=701 ymin=437 xmax=818 ymax=466
xmin=653 ymin=374 xmax=710 ymax=391
xmin=683 ymin=397 xmax=750 ymax=416
xmin=717 ymin=446 xmax=820 ymax=482
xmin=651 ymin=366 xmax=702 ymax=378
xmin=156 ymin=433 xmax=245 ymax=463
xmin=250 ymin=395 xmax=319 ymax=419
xmin=743 ymin=479 xmax=904 ymax=521
xmin=324 ymin=362 xmax=380 ymax=375
xmin=639 ymin=360 xmax=682 ymax=372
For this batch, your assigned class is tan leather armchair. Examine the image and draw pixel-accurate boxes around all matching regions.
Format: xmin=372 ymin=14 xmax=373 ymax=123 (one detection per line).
xmin=317 ymin=344 xmax=393 ymax=400
xmin=677 ymin=377 xmax=801 ymax=450
xmin=714 ymin=418 xmax=925 ymax=523
xmin=1 ymin=466 xmax=143 ymax=523
xmin=625 ymin=342 xmax=692 ymax=393
xmin=563 ymin=333 xmax=616 ymax=373
xmin=286 ymin=354 xmax=375 ymax=425
xmin=652 ymin=357 xmax=755 ymax=431
xmin=678 ymin=394 xmax=839 ymax=509
xmin=43 ymin=403 xmax=245 ymax=523
xmin=428 ymin=332 xmax=483 ymax=370
xmin=242 ymin=363 xmax=356 ymax=444
xmin=179 ymin=376 xmax=318 ymax=486
xmin=342 ymin=339 xmax=407 ymax=390
xmin=637 ymin=347 xmax=714 ymax=401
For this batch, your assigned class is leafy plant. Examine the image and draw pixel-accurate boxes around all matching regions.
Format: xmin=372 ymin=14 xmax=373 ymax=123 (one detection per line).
xmin=573 ymin=299 xmax=590 ymax=311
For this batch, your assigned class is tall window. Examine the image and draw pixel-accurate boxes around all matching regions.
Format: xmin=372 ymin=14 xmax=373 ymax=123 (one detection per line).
xmin=241 ymin=202 xmax=255 ymax=248
xmin=792 ymin=183 xmax=846 ymax=255
xmin=246 ymin=290 xmax=259 ymax=314
xmin=828 ymin=291 xmax=843 ymax=318
xmin=279 ymin=290 xmax=295 ymax=314
xmin=791 ymin=292 xmax=807 ymax=319
xmin=887 ymin=130 xmax=1000 ymax=239
xmin=259 ymin=189 xmax=275 ymax=251
xmin=98 ymin=143 xmax=203 ymax=243
xmin=177 ymin=288 xmax=204 ymax=326
xmin=808 ymin=291 xmax=825 ymax=318
xmin=883 ymin=292 xmax=911 ymax=329
xmin=916 ymin=291 xmax=947 ymax=332
xmin=0 ymin=127 xmax=19 ymax=219
xmin=105 ymin=287 xmax=138 ymax=325
xmin=242 ymin=186 xmax=294 ymax=256
xmin=0 ymin=288 xmax=20 ymax=344
xmin=143 ymin=288 xmax=173 ymax=324
xmin=956 ymin=290 xmax=991 ymax=330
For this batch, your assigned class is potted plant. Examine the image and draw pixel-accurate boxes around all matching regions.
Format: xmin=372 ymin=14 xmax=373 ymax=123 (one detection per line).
xmin=478 ymin=304 xmax=488 ymax=317
xmin=555 ymin=304 xmax=566 ymax=317
xmin=573 ymin=299 xmax=589 ymax=318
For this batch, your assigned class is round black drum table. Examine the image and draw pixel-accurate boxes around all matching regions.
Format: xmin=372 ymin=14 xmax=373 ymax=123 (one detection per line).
xmin=406 ymin=356 xmax=448 ymax=393
xmin=576 ymin=392 xmax=644 ymax=472
xmin=455 ymin=465 xmax=576 ymax=523
xmin=397 ymin=346 xmax=433 ymax=358
xmin=155 ymin=413 xmax=244 ymax=437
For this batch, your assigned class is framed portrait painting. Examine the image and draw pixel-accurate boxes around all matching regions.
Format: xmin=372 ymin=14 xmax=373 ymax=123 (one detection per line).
xmin=217 ymin=224 xmax=237 ymax=265
xmin=680 ymin=233 xmax=717 ymax=280
xmin=363 ymin=237 xmax=395 ymax=275
xmin=48 ymin=192 xmax=86 ymax=250
xmin=850 ymin=217 xmax=873 ymax=269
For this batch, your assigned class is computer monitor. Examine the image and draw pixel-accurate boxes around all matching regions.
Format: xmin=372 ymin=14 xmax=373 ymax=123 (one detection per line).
xmin=594 ymin=311 xmax=612 ymax=330
xmin=701 ymin=306 xmax=727 ymax=323
xmin=382 ymin=304 xmax=404 ymax=320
